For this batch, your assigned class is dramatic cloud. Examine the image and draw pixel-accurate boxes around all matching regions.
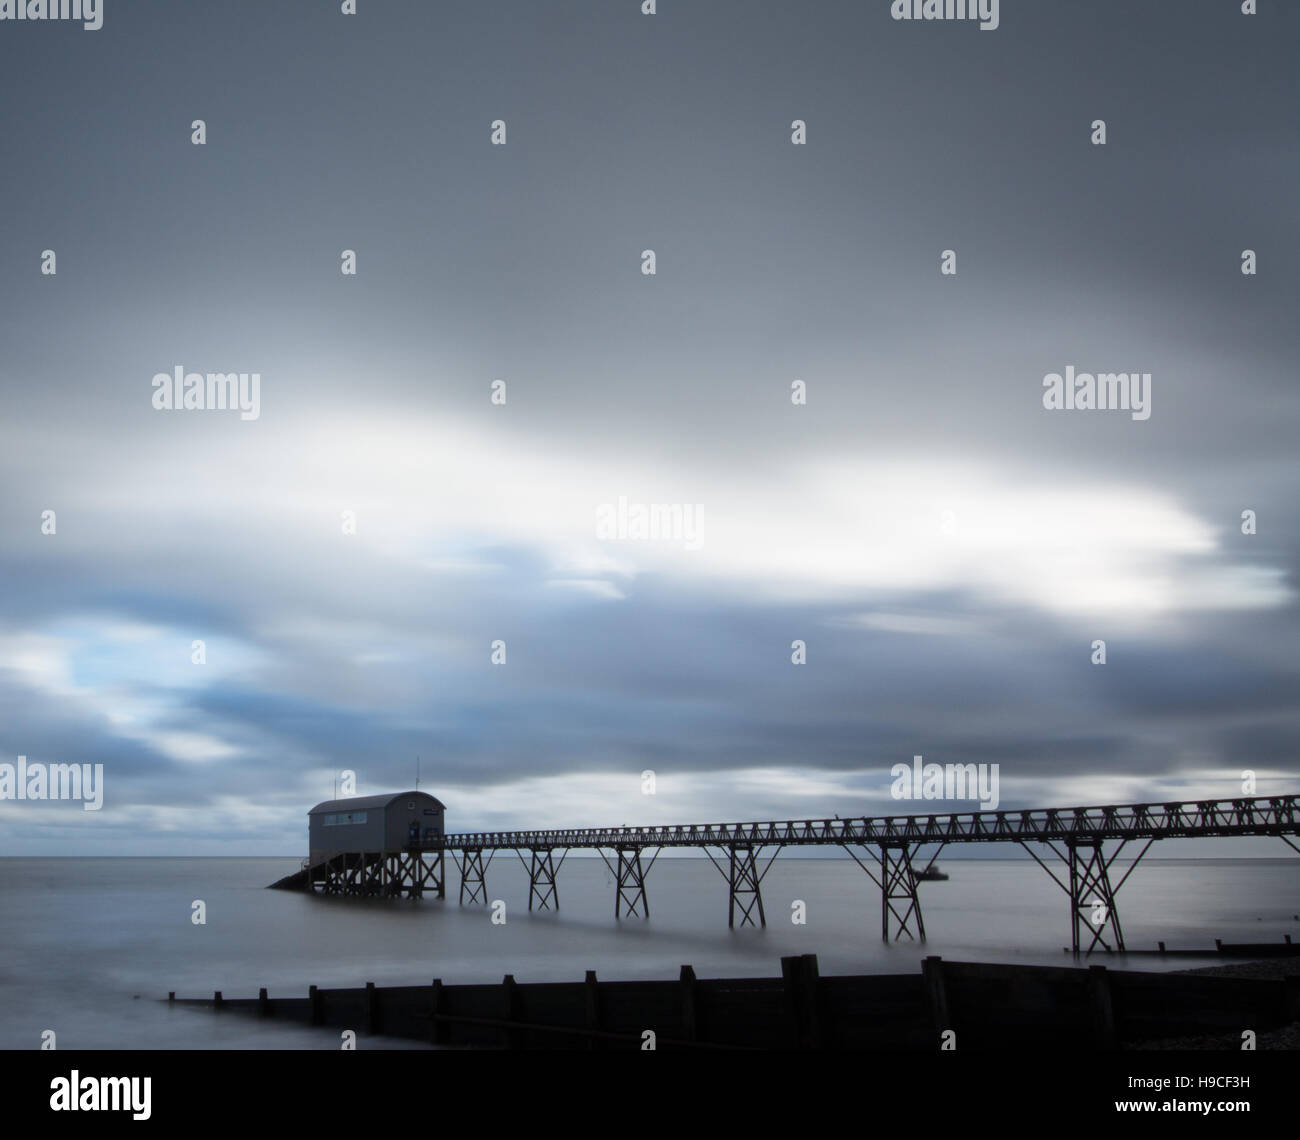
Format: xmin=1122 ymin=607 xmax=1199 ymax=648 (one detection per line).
xmin=0 ymin=1 xmax=1296 ymax=853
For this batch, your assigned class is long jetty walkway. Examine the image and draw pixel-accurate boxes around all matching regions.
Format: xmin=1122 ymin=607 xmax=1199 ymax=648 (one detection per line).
xmin=270 ymin=793 xmax=1300 ymax=956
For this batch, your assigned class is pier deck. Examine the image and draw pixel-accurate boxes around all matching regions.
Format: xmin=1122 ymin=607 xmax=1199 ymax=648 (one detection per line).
xmin=270 ymin=792 xmax=1300 ymax=956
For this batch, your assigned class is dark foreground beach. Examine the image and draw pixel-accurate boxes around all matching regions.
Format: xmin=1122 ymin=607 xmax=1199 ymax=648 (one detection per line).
xmin=1125 ymin=959 xmax=1300 ymax=1050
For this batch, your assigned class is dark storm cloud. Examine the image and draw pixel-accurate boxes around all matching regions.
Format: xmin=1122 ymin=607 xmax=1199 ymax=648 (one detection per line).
xmin=0 ymin=1 xmax=1296 ymax=852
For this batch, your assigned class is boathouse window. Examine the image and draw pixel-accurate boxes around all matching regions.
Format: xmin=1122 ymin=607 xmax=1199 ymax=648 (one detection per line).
xmin=322 ymin=811 xmax=368 ymax=826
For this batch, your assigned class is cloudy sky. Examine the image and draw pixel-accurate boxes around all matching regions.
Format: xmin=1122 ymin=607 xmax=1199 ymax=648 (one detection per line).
xmin=1 ymin=1 xmax=1297 ymax=855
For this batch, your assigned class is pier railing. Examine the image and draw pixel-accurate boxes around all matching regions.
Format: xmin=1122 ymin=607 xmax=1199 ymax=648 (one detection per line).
xmin=430 ymin=794 xmax=1299 ymax=851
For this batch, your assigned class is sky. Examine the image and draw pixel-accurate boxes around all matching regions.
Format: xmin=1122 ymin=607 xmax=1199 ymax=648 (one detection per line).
xmin=0 ymin=1 xmax=1297 ymax=855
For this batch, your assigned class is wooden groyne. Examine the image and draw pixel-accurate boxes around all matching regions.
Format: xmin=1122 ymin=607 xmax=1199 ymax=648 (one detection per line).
xmin=170 ymin=954 xmax=1300 ymax=1049
xmin=1100 ymin=936 xmax=1299 ymax=958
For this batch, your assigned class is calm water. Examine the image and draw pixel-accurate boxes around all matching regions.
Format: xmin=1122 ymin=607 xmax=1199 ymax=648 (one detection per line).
xmin=0 ymin=856 xmax=1295 ymax=1049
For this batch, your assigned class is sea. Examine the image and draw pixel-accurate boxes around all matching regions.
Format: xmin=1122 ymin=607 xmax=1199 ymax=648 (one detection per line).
xmin=0 ymin=856 xmax=1295 ymax=1049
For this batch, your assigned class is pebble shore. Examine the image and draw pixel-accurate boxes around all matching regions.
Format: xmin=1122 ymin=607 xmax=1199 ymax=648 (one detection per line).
xmin=1124 ymin=958 xmax=1300 ymax=1050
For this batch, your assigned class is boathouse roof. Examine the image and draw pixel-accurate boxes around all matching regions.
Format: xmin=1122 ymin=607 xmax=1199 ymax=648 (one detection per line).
xmin=308 ymin=790 xmax=446 ymax=815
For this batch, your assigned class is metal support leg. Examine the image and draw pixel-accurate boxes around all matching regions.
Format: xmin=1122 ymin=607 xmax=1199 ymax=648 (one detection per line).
xmin=457 ymin=848 xmax=489 ymax=905
xmin=411 ymin=849 xmax=444 ymax=899
xmin=1068 ymin=840 xmax=1124 ymax=955
xmin=525 ymin=848 xmax=560 ymax=912
xmin=881 ymin=843 xmax=926 ymax=943
xmin=728 ymin=845 xmax=767 ymax=928
xmin=1021 ymin=837 xmax=1150 ymax=957
xmin=615 ymin=847 xmax=650 ymax=918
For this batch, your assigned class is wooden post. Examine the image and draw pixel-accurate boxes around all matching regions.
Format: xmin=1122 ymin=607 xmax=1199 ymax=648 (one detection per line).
xmin=309 ymin=984 xmax=324 ymax=1026
xmin=921 ymin=956 xmax=949 ymax=1049
xmin=799 ymin=954 xmax=822 ymax=1048
xmin=1087 ymin=964 xmax=1117 ymax=1049
xmin=781 ymin=954 xmax=821 ymax=1048
xmin=258 ymin=987 xmax=269 ymax=1018
xmin=167 ymin=992 xmax=175 ymax=1004
xmin=781 ymin=955 xmax=801 ymax=1045
xmin=680 ymin=964 xmax=698 ymax=1044
xmin=430 ymin=979 xmax=447 ymax=1046
xmin=502 ymin=974 xmax=522 ymax=1049
xmin=1283 ymin=975 xmax=1300 ymax=1022
xmin=584 ymin=971 xmax=601 ymax=1050
xmin=365 ymin=981 xmax=380 ymax=1035
xmin=213 ymin=990 xmax=223 ymax=1010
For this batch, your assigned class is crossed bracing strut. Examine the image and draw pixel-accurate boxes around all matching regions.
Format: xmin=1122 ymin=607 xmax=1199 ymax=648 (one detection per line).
xmin=843 ymin=842 xmax=946 ymax=942
xmin=701 ymin=844 xmax=784 ymax=928
xmin=514 ymin=847 xmax=568 ymax=911
xmin=452 ymin=847 xmax=494 ymax=905
xmin=1019 ymin=836 xmax=1155 ymax=955
xmin=596 ymin=846 xmax=661 ymax=918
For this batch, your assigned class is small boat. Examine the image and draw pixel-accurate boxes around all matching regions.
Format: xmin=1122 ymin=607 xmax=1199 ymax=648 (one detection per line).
xmin=916 ymin=864 xmax=949 ymax=882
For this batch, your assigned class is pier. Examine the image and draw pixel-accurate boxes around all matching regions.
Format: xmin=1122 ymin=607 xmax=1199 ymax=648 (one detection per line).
xmin=269 ymin=792 xmax=1300 ymax=956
